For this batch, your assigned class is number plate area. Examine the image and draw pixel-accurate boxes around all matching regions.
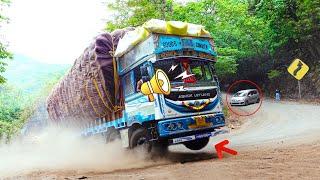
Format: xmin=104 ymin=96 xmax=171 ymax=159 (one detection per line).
xmin=170 ymin=129 xmax=229 ymax=144
xmin=188 ymin=116 xmax=212 ymax=129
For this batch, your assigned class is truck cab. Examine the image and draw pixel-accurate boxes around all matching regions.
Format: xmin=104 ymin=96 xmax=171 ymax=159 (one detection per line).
xmin=116 ymin=34 xmax=227 ymax=151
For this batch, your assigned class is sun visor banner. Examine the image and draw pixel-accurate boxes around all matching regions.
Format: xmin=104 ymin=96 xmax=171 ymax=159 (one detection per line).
xmin=155 ymin=36 xmax=182 ymax=53
xmin=192 ymin=38 xmax=217 ymax=56
xmin=155 ymin=35 xmax=217 ymax=56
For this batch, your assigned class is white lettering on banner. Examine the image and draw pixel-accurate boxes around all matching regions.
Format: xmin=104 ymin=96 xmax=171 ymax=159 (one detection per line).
xmin=194 ymin=93 xmax=210 ymax=98
xmin=178 ymin=94 xmax=193 ymax=99
xmin=178 ymin=93 xmax=211 ymax=99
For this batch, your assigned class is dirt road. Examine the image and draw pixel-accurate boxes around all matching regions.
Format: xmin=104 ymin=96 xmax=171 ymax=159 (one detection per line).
xmin=3 ymin=100 xmax=320 ymax=179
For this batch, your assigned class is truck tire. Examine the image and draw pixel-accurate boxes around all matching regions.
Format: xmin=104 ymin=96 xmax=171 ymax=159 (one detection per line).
xmin=129 ymin=128 xmax=151 ymax=152
xmin=152 ymin=142 xmax=169 ymax=157
xmin=184 ymin=138 xmax=210 ymax=150
xmin=256 ymin=98 xmax=260 ymax=103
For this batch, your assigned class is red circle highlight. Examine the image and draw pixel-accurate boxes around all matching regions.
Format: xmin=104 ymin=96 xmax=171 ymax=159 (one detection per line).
xmin=226 ymin=80 xmax=263 ymax=116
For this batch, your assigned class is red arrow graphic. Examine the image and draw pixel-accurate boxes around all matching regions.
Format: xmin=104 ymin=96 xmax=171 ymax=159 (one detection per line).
xmin=215 ymin=140 xmax=238 ymax=159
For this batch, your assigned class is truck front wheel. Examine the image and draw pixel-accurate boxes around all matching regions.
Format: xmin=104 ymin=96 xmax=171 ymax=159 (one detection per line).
xmin=183 ymin=138 xmax=210 ymax=150
xmin=152 ymin=142 xmax=168 ymax=156
xmin=129 ymin=128 xmax=152 ymax=152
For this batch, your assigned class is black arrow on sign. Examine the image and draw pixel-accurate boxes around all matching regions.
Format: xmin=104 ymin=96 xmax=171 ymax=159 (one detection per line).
xmin=293 ymin=61 xmax=303 ymax=76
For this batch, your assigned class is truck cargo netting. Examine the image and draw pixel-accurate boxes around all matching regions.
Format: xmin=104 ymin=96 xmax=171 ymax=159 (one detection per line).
xmin=46 ymin=28 xmax=134 ymax=124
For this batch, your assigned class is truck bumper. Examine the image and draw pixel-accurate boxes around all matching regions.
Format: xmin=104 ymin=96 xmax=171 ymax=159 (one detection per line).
xmin=169 ymin=128 xmax=229 ymax=144
xmin=157 ymin=113 xmax=225 ymax=138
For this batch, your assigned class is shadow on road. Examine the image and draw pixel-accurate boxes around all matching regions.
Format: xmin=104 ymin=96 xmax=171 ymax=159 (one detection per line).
xmin=164 ymin=151 xmax=217 ymax=164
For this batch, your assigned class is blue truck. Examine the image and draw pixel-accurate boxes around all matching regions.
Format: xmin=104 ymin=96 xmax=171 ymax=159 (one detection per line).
xmin=81 ymin=33 xmax=227 ymax=151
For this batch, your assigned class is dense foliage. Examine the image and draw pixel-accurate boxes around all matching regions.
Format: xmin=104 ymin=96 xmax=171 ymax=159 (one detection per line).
xmin=0 ymin=0 xmax=12 ymax=84
xmin=249 ymin=0 xmax=320 ymax=53
xmin=0 ymin=63 xmax=68 ymax=140
xmin=106 ymin=0 xmax=319 ymax=79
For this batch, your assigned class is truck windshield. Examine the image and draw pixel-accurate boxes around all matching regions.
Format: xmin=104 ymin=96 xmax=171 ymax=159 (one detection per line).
xmin=154 ymin=58 xmax=216 ymax=86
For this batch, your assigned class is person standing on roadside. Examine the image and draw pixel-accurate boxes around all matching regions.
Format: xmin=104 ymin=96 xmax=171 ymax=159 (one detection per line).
xmin=275 ymin=89 xmax=281 ymax=101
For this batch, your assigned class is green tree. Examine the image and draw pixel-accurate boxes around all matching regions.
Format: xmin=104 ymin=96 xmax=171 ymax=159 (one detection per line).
xmin=106 ymin=0 xmax=173 ymax=30
xmin=250 ymin=0 xmax=320 ymax=53
xmin=0 ymin=85 xmax=24 ymax=122
xmin=0 ymin=0 xmax=13 ymax=84
xmin=106 ymin=0 xmax=271 ymax=78
xmin=170 ymin=0 xmax=271 ymax=57
xmin=0 ymin=68 xmax=67 ymax=140
xmin=267 ymin=69 xmax=281 ymax=80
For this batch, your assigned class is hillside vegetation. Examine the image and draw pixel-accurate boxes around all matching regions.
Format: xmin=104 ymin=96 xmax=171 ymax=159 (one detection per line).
xmin=107 ymin=0 xmax=320 ymax=98
xmin=0 ymin=56 xmax=69 ymax=140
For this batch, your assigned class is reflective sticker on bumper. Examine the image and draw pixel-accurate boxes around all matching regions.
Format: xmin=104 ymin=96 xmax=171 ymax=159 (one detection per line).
xmin=171 ymin=129 xmax=229 ymax=144
xmin=172 ymin=135 xmax=195 ymax=144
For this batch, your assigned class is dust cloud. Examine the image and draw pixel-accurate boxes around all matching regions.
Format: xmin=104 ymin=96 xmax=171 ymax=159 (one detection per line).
xmin=0 ymin=126 xmax=167 ymax=178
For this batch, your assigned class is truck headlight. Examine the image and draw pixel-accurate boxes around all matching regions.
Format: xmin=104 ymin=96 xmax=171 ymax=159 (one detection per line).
xmin=168 ymin=123 xmax=176 ymax=131
xmin=177 ymin=122 xmax=183 ymax=129
xmin=215 ymin=116 xmax=224 ymax=123
xmin=163 ymin=121 xmax=185 ymax=131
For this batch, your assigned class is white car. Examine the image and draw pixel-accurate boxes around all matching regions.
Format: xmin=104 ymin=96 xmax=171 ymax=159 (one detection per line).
xmin=230 ymin=89 xmax=260 ymax=106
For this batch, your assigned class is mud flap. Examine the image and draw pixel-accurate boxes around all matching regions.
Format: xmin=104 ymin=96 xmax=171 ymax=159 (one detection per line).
xmin=120 ymin=128 xmax=129 ymax=148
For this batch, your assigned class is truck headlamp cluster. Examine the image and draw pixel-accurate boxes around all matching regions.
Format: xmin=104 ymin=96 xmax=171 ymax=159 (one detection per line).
xmin=216 ymin=116 xmax=224 ymax=123
xmin=159 ymin=114 xmax=225 ymax=135
xmin=164 ymin=121 xmax=185 ymax=131
xmin=198 ymin=114 xmax=225 ymax=124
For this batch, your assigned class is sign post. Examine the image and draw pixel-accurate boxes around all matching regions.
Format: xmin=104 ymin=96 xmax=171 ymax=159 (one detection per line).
xmin=298 ymin=80 xmax=302 ymax=99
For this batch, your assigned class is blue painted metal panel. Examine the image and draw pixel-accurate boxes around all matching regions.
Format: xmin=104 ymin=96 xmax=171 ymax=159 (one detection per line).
xmin=192 ymin=38 xmax=217 ymax=56
xmin=81 ymin=116 xmax=127 ymax=137
xmin=155 ymin=35 xmax=217 ymax=56
xmin=125 ymin=93 xmax=148 ymax=103
xmin=157 ymin=113 xmax=225 ymax=137
xmin=155 ymin=36 xmax=182 ymax=54
xmin=181 ymin=38 xmax=193 ymax=48
xmin=127 ymin=113 xmax=155 ymax=127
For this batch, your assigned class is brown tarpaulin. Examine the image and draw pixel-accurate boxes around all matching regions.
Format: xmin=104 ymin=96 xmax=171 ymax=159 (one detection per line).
xmin=46 ymin=28 xmax=134 ymax=124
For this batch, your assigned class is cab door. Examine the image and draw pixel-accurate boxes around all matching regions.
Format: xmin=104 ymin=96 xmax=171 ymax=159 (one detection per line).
xmin=252 ymin=90 xmax=259 ymax=103
xmin=122 ymin=64 xmax=156 ymax=126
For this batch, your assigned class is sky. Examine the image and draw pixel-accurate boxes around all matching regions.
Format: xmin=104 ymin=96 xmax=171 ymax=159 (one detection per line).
xmin=2 ymin=0 xmax=111 ymax=64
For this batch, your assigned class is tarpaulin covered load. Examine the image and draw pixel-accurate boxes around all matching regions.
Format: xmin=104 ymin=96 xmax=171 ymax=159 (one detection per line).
xmin=115 ymin=19 xmax=211 ymax=57
xmin=46 ymin=28 xmax=133 ymax=124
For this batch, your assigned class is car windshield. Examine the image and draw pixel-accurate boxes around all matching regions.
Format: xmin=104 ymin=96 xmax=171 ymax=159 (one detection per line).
xmin=233 ymin=92 xmax=247 ymax=97
xmin=154 ymin=58 xmax=216 ymax=86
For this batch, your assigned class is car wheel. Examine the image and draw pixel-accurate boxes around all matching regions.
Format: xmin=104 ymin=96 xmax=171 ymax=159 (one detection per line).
xmin=184 ymin=138 xmax=210 ymax=150
xmin=245 ymin=100 xmax=249 ymax=106
xmin=256 ymin=98 xmax=260 ymax=103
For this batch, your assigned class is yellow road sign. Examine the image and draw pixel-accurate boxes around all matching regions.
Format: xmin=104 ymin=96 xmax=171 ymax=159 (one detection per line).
xmin=287 ymin=59 xmax=309 ymax=80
